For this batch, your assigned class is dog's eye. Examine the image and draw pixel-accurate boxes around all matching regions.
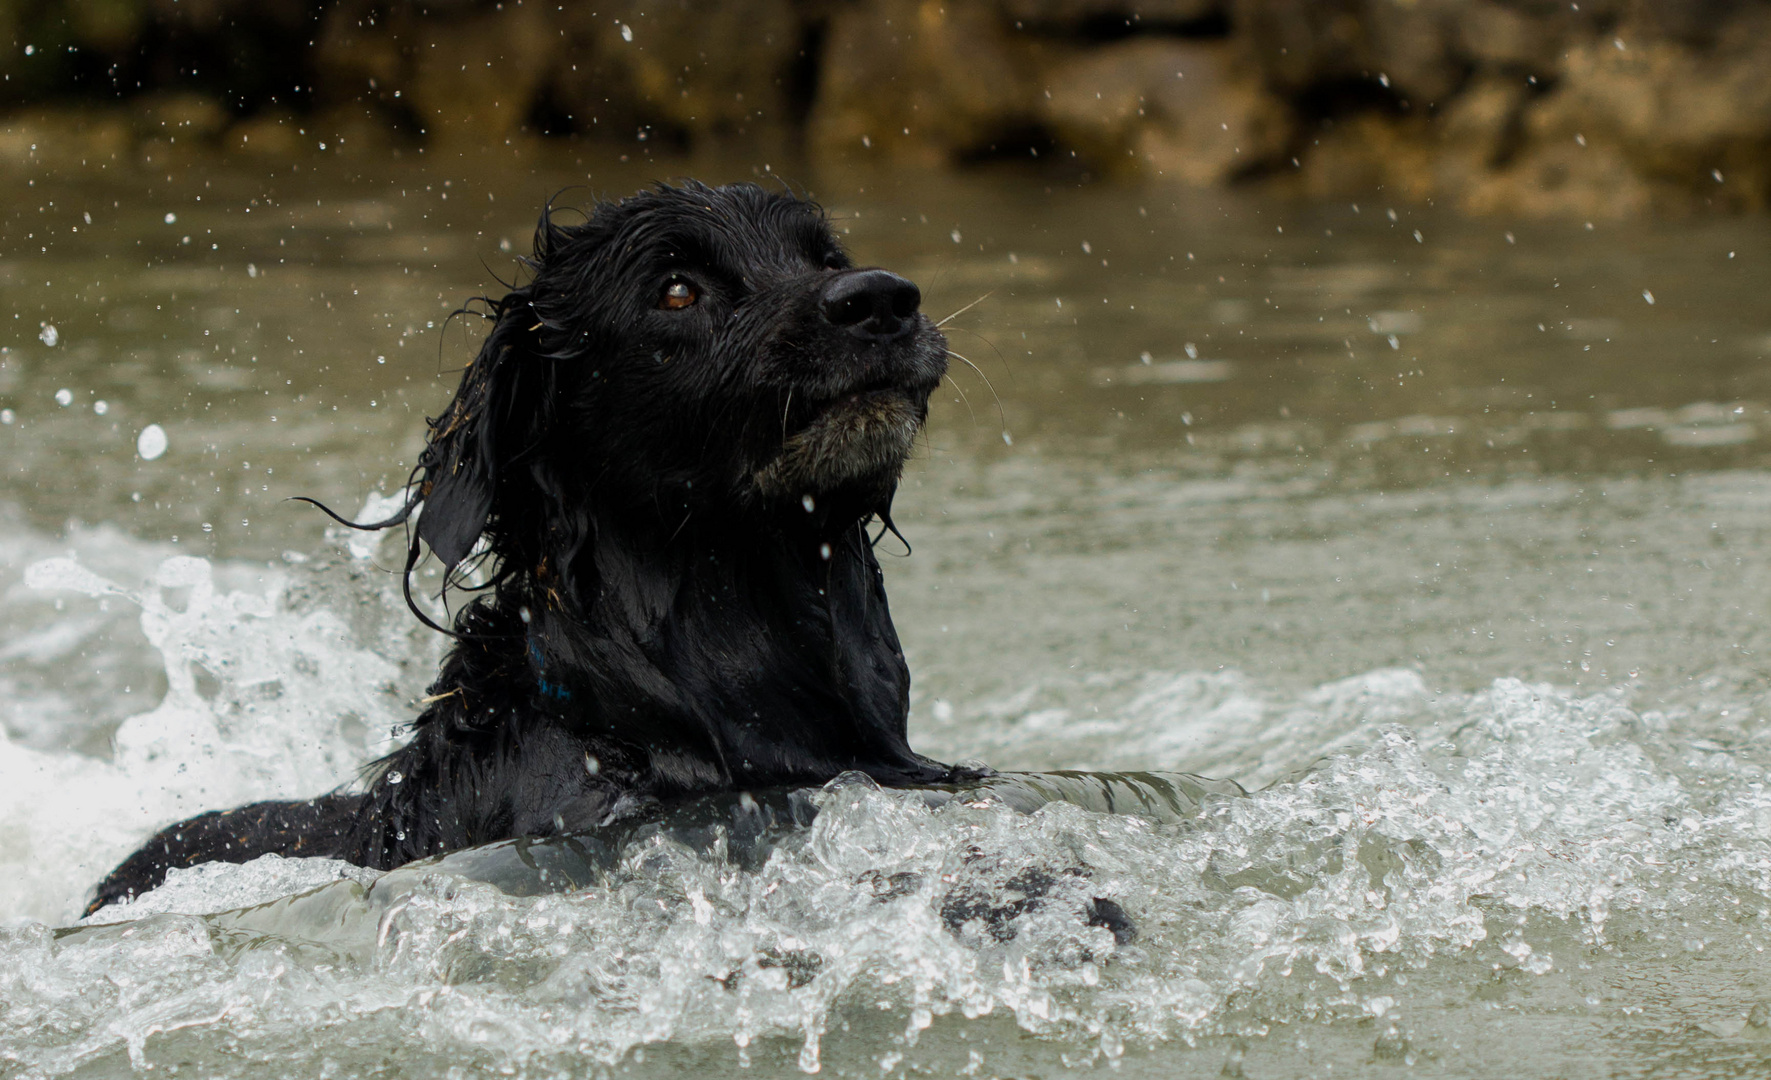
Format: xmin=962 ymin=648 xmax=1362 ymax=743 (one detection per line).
xmin=660 ymin=280 xmax=698 ymax=310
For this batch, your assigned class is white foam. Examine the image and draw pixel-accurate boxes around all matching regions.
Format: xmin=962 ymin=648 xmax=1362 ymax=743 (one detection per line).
xmin=1 ymin=547 xmax=416 ymax=924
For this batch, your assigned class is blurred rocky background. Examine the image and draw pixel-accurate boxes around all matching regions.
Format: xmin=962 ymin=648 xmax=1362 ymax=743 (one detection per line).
xmin=2 ymin=0 xmax=1768 ymax=217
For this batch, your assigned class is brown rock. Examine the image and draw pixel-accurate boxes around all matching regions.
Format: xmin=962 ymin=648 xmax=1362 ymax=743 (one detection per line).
xmin=0 ymin=109 xmax=134 ymax=170
xmin=1040 ymin=38 xmax=1290 ymax=183
xmin=316 ymin=1 xmax=556 ymax=143
xmin=1293 ymin=112 xmax=1437 ymax=202
xmin=134 ymin=92 xmax=231 ymax=143
xmin=808 ymin=0 xmax=1044 ymax=164
xmin=999 ymin=0 xmax=1225 ymax=29
xmin=1466 ymin=13 xmax=1771 ymax=214
xmin=542 ymin=0 xmax=806 ymax=144
xmin=1236 ymin=0 xmax=1556 ymax=105
xmin=1452 ymin=1 xmax=1571 ymax=71
xmin=68 ymin=0 xmax=149 ymax=52
xmin=1552 ymin=26 xmax=1771 ymax=170
xmin=226 ymin=110 xmax=306 ymax=157
xmin=1459 ymin=138 xmax=1654 ymax=218
xmin=1435 ymin=73 xmax=1527 ymax=168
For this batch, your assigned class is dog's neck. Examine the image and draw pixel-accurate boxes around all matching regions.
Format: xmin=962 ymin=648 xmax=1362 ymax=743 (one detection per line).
xmin=434 ymin=504 xmax=943 ymax=796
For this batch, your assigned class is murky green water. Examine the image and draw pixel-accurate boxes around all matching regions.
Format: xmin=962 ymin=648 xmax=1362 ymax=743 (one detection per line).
xmin=4 ymin=144 xmax=1771 ymax=1079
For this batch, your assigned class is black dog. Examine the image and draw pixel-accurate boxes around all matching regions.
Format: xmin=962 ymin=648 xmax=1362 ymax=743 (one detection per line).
xmin=89 ymin=181 xmax=969 ymax=913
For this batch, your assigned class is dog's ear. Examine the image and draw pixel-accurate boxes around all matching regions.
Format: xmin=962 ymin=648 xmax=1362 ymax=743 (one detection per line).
xmin=416 ymin=293 xmax=540 ymax=573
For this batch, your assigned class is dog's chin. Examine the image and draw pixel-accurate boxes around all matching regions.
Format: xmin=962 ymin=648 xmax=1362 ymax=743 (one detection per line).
xmin=753 ymin=388 xmax=926 ymax=507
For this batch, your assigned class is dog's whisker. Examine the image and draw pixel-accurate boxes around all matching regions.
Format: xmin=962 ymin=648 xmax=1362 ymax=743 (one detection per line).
xmin=942 ymin=324 xmax=1016 ymax=384
xmin=944 ymin=373 xmax=978 ymax=425
xmin=935 ymin=290 xmax=993 ymax=328
xmin=946 ymin=349 xmax=1008 ymax=431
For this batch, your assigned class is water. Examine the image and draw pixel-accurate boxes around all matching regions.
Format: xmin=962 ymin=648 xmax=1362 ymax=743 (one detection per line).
xmin=3 ymin=144 xmax=1771 ymax=1077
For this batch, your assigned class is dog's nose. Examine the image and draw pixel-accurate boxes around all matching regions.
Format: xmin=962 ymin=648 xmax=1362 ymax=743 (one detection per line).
xmin=820 ymin=269 xmax=922 ymax=339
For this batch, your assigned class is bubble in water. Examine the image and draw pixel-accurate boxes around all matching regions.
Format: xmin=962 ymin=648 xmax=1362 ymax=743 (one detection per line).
xmin=164 ymin=212 xmax=177 ymax=224
xmin=53 ymin=388 xmax=72 ymax=406
xmin=137 ymin=423 xmax=168 ymax=460
xmin=93 ymin=400 xmax=107 ymax=415
xmin=38 ymin=324 xmax=58 ymax=347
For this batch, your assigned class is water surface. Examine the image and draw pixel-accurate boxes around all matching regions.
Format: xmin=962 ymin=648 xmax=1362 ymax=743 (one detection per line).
xmin=3 ymin=144 xmax=1771 ymax=1078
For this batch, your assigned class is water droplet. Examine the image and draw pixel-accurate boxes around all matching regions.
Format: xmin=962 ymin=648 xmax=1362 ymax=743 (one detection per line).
xmin=801 ymin=494 xmax=816 ymax=513
xmin=53 ymin=388 xmax=72 ymax=406
xmin=387 ymin=770 xmax=404 ymax=785
xmin=164 ymin=212 xmax=176 ymax=224
xmin=1642 ymin=289 xmax=1655 ymax=305
xmin=38 ymin=324 xmax=58 ymax=347
xmin=619 ymin=22 xmax=633 ymax=41
xmin=951 ymin=229 xmax=962 ymax=244
xmin=137 ymin=423 xmax=168 ymax=460
xmin=819 ymin=543 xmax=831 ymax=560
xmin=93 ymin=400 xmax=107 ymax=415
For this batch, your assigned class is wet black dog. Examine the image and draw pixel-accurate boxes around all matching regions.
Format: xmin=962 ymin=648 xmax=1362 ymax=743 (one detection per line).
xmin=89 ymin=181 xmax=969 ymax=913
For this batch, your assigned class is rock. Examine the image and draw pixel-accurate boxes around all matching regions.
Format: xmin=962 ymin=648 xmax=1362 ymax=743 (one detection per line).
xmin=1040 ymin=37 xmax=1290 ymax=183
xmin=1436 ymin=73 xmax=1528 ymax=169
xmin=1451 ymin=1 xmax=1572 ymax=71
xmin=0 ymin=109 xmax=134 ymax=170
xmin=541 ymin=0 xmax=806 ymax=145
xmin=135 ymin=93 xmax=231 ymax=143
xmin=1541 ymin=19 xmax=1771 ymax=208
xmin=1000 ymin=0 xmax=1226 ymax=31
xmin=1292 ymin=112 xmax=1437 ymax=202
xmin=316 ymin=1 xmax=556 ymax=143
xmin=1459 ymin=134 xmax=1655 ymax=219
xmin=67 ymin=0 xmax=149 ymax=52
xmin=225 ymin=110 xmax=305 ymax=157
xmin=1236 ymin=0 xmax=1557 ymax=105
xmin=808 ymin=0 xmax=1044 ymax=164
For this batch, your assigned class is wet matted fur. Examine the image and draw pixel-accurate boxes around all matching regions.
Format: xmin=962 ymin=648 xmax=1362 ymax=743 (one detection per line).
xmin=90 ymin=181 xmax=968 ymax=913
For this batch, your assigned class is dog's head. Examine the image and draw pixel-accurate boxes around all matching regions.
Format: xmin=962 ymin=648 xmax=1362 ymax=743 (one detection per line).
xmin=412 ymin=181 xmax=948 ymax=577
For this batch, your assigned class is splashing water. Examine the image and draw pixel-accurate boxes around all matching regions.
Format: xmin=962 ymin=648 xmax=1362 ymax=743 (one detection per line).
xmin=3 ymin=612 xmax=1765 ymax=1076
xmin=0 ymin=519 xmax=424 ymax=925
xmin=0 ymin=498 xmax=1769 ymax=1077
